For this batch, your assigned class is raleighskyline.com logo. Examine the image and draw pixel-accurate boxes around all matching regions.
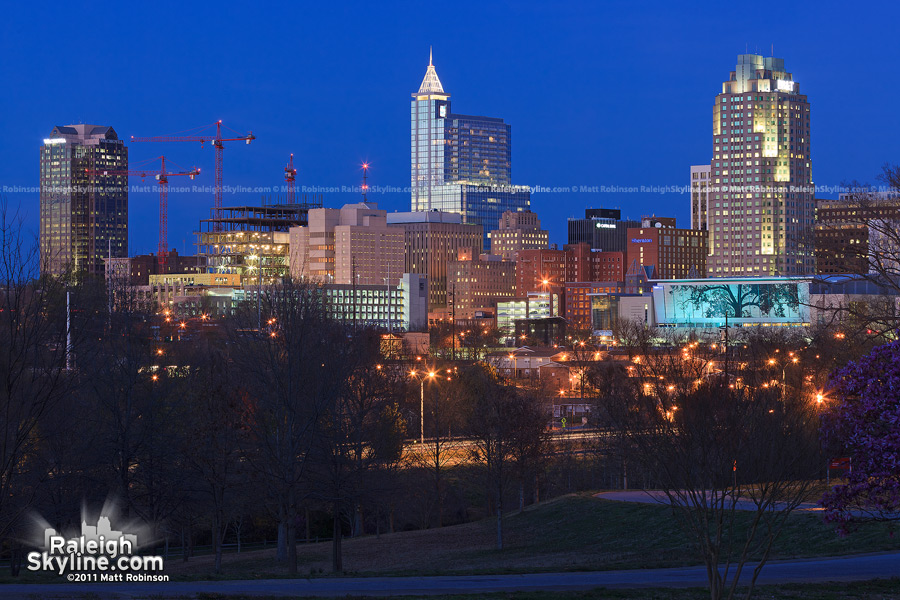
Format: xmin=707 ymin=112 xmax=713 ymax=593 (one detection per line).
xmin=27 ymin=513 xmax=167 ymax=582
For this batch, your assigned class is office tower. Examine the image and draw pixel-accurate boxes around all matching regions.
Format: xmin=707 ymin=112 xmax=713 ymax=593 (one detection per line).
xmin=289 ymin=202 xmax=404 ymax=286
xmin=690 ymin=165 xmax=712 ymax=231
xmin=705 ymin=54 xmax=814 ymax=277
xmin=386 ymin=210 xmax=483 ymax=309
xmin=410 ymin=50 xmax=530 ymax=250
xmin=567 ymin=208 xmax=639 ymax=252
xmin=488 ymin=210 xmax=549 ymax=260
xmin=447 ymin=252 xmax=517 ymax=317
xmin=40 ymin=125 xmax=128 ymax=276
xmin=814 ymin=193 xmax=900 ymax=275
xmin=626 ymin=225 xmax=709 ymax=279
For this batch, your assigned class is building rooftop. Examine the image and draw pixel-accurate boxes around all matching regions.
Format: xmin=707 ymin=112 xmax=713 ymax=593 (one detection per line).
xmin=416 ymin=48 xmax=446 ymax=96
xmin=387 ymin=210 xmax=464 ymax=224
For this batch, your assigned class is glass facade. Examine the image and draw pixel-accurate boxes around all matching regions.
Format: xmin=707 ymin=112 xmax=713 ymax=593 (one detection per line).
xmin=567 ymin=209 xmax=639 ymax=252
xmin=40 ymin=125 xmax=128 ymax=276
xmin=411 ymin=53 xmax=530 ymax=250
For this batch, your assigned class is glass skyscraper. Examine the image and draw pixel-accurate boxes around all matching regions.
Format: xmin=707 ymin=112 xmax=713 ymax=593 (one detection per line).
xmin=411 ymin=50 xmax=530 ymax=250
xmin=40 ymin=125 xmax=128 ymax=277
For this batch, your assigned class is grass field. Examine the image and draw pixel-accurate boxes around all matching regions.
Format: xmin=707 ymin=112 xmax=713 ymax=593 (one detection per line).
xmin=148 ymin=493 xmax=900 ymax=581
xmin=184 ymin=580 xmax=900 ymax=599
xmin=3 ymin=493 xmax=899 ymax=587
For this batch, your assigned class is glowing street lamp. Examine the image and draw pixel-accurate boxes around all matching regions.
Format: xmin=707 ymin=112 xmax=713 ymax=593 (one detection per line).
xmin=410 ymin=369 xmax=436 ymax=444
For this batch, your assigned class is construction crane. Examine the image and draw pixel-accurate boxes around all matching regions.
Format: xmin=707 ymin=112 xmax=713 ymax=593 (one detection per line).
xmin=284 ymin=154 xmax=297 ymax=204
xmin=131 ymin=121 xmax=255 ymax=224
xmin=87 ymin=156 xmax=200 ymax=268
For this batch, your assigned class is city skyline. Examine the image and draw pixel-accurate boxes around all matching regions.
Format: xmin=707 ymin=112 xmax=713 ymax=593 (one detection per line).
xmin=3 ymin=2 xmax=900 ymax=255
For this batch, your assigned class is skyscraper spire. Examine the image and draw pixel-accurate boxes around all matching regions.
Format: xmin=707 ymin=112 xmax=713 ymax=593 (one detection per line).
xmin=417 ymin=47 xmax=445 ymax=95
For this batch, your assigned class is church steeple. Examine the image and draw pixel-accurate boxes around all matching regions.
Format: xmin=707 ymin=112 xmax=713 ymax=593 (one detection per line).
xmin=416 ymin=47 xmax=447 ymax=96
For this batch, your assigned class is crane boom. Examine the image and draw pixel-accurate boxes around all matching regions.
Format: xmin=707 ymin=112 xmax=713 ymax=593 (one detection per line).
xmin=131 ymin=121 xmax=255 ymax=228
xmin=87 ymin=156 xmax=200 ymax=268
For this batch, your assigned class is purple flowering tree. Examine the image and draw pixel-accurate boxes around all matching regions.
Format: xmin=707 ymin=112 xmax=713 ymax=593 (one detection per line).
xmin=821 ymin=340 xmax=900 ymax=529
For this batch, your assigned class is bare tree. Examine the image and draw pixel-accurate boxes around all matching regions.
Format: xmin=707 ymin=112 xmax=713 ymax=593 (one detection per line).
xmin=406 ymin=365 xmax=463 ymax=528
xmin=0 ymin=202 xmax=76 ymax=543
xmin=603 ymin=338 xmax=823 ymax=600
xmin=461 ymin=364 xmax=546 ymax=550
xmin=810 ymin=165 xmax=900 ymax=337
xmin=179 ymin=330 xmax=247 ymax=573
xmin=231 ymin=279 xmax=345 ymax=575
xmin=309 ymin=327 xmax=406 ymax=572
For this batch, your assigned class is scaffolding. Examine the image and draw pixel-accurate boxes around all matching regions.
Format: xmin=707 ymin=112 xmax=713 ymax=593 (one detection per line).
xmin=197 ymin=196 xmax=322 ymax=287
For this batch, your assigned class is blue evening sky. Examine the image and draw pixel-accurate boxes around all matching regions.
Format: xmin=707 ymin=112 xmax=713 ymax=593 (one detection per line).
xmin=2 ymin=1 xmax=898 ymax=254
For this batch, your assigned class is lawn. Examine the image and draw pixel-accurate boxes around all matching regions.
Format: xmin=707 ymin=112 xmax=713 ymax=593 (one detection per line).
xmin=148 ymin=493 xmax=900 ymax=580
xmin=186 ymin=580 xmax=900 ymax=599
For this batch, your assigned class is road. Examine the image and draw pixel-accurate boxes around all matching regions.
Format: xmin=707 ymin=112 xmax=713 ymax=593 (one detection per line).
xmin=595 ymin=490 xmax=825 ymax=512
xmin=1 ymin=552 xmax=899 ymax=598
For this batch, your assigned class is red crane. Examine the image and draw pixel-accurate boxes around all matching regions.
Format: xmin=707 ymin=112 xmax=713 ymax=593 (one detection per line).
xmin=284 ymin=153 xmax=297 ymax=204
xmin=131 ymin=121 xmax=255 ymax=224
xmin=87 ymin=156 xmax=200 ymax=268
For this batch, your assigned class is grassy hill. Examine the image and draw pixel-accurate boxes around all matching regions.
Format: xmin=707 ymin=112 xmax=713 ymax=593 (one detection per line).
xmin=158 ymin=493 xmax=900 ymax=580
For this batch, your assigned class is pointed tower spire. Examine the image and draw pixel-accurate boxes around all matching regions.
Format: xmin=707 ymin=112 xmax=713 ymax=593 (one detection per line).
xmin=417 ymin=47 xmax=446 ymax=96
xmin=429 ymin=46 xmax=433 ymax=66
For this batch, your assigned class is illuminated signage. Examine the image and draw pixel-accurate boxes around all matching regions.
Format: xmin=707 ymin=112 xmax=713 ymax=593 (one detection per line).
xmin=776 ymin=80 xmax=794 ymax=92
xmin=43 ymin=138 xmax=66 ymax=145
xmin=631 ymin=238 xmax=653 ymax=243
xmin=595 ymin=222 xmax=615 ymax=229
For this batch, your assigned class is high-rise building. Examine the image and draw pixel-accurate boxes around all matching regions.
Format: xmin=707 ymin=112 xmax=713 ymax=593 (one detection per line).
xmin=704 ymin=54 xmax=814 ymax=277
xmin=386 ymin=210 xmax=483 ymax=309
xmin=690 ymin=165 xmax=712 ymax=231
xmin=289 ymin=202 xmax=405 ymax=286
xmin=410 ymin=50 xmax=530 ymax=250
xmin=626 ymin=226 xmax=709 ymax=280
xmin=488 ymin=210 xmax=549 ymax=260
xmin=567 ymin=208 xmax=639 ymax=252
xmin=40 ymin=125 xmax=128 ymax=276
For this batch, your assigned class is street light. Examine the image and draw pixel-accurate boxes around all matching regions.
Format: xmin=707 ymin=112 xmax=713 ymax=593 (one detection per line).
xmin=410 ymin=369 xmax=436 ymax=444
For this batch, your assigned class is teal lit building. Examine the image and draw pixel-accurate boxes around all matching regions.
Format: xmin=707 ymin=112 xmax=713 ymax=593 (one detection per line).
xmin=651 ymin=277 xmax=810 ymax=330
xmin=411 ymin=50 xmax=530 ymax=250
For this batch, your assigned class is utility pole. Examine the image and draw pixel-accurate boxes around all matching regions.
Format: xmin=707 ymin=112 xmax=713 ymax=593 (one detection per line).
xmin=724 ymin=311 xmax=729 ymax=382
xmin=450 ymin=283 xmax=456 ymax=361
xmin=107 ymin=238 xmax=112 ymax=330
xmin=66 ymin=288 xmax=72 ymax=371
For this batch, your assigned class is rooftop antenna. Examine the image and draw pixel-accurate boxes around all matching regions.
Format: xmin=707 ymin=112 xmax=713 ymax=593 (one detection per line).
xmin=429 ymin=45 xmax=433 ymax=67
xmin=361 ymin=162 xmax=370 ymax=202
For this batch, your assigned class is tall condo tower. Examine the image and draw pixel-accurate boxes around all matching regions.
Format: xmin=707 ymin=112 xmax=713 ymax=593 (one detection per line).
xmin=705 ymin=54 xmax=813 ymax=277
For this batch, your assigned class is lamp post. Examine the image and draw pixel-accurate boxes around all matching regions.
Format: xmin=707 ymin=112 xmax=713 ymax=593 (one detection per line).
xmin=768 ymin=355 xmax=799 ymax=400
xmin=410 ymin=369 xmax=436 ymax=444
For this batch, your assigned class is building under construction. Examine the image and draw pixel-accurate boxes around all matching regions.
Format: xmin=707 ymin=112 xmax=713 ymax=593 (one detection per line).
xmin=197 ymin=196 xmax=322 ymax=286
